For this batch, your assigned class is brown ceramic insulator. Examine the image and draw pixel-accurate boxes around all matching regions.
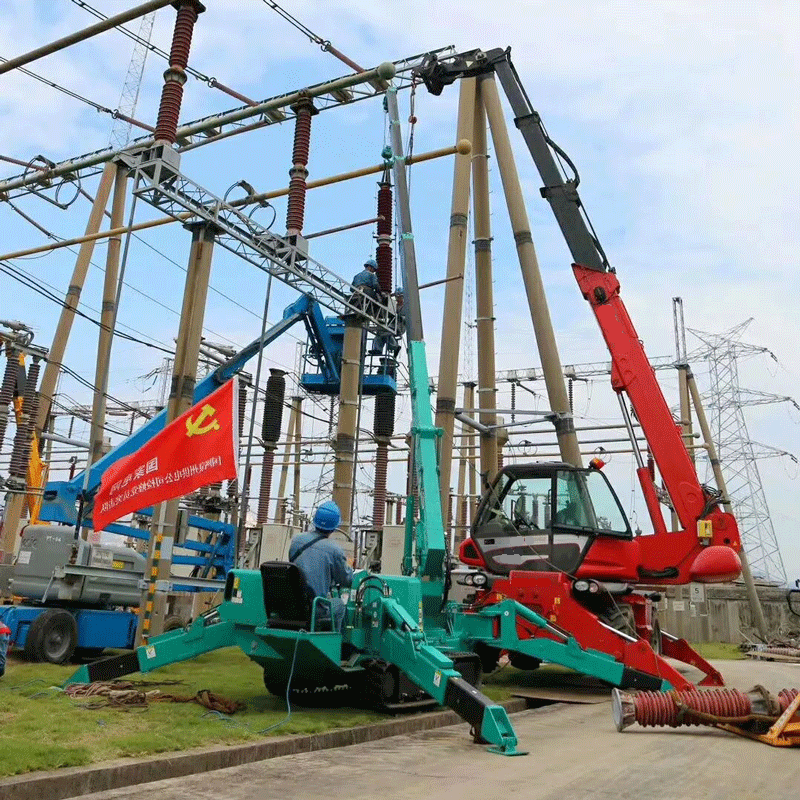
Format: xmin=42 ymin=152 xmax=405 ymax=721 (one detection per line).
xmin=375 ymin=181 xmax=393 ymax=292
xmin=168 ymin=2 xmax=199 ymax=68
xmin=153 ymin=1 xmax=199 ymax=143
xmin=0 ymin=347 xmax=19 ymax=450
xmin=372 ymin=443 xmax=388 ymax=530
xmin=8 ymin=359 xmax=41 ymax=479
xmin=778 ymin=688 xmax=799 ymax=708
xmin=154 ymin=76 xmax=185 ymax=143
xmin=256 ymin=448 xmax=275 ymax=525
xmin=286 ymin=103 xmax=314 ymax=233
xmin=632 ymin=688 xmax=753 ymax=728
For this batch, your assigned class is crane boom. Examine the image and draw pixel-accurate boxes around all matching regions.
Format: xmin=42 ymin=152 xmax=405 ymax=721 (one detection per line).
xmin=415 ymin=48 xmax=741 ymax=574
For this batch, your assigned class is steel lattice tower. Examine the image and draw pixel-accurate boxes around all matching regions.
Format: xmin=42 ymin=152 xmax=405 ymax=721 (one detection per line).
xmin=689 ymin=320 xmax=796 ymax=584
xmin=108 ymin=11 xmax=156 ymax=149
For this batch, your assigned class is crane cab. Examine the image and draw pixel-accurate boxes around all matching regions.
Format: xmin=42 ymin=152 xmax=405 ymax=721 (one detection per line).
xmin=462 ymin=462 xmax=632 ymax=576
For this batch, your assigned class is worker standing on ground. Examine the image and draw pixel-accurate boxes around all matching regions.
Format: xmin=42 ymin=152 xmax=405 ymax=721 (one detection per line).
xmin=351 ymin=258 xmax=382 ymax=303
xmin=289 ymin=501 xmax=353 ymax=632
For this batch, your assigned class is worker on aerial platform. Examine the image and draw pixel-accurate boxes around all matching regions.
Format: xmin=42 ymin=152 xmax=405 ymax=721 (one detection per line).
xmin=289 ymin=501 xmax=353 ymax=632
xmin=351 ymin=258 xmax=382 ymax=302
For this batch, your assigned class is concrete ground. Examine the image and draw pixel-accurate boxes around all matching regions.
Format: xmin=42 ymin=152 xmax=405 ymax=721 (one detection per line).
xmin=73 ymin=660 xmax=800 ymax=800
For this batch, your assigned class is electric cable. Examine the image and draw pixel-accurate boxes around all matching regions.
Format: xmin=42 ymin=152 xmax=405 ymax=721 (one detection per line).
xmin=0 ymin=56 xmax=152 ymax=133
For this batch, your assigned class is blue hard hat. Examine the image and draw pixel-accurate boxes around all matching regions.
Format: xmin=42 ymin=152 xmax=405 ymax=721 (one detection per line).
xmin=313 ymin=501 xmax=341 ymax=532
xmin=364 ymin=258 xmax=378 ymax=269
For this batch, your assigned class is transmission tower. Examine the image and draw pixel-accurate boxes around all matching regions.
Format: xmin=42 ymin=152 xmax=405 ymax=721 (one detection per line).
xmin=108 ymin=11 xmax=156 ymax=149
xmin=689 ymin=320 xmax=798 ymax=584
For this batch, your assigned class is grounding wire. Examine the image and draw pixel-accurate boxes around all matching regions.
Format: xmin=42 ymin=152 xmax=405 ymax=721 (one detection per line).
xmin=0 ymin=56 xmax=151 ymax=132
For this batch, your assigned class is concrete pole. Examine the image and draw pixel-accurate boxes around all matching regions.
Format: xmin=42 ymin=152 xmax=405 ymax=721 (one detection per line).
xmin=455 ymin=407 xmax=468 ymax=547
xmin=89 ymin=163 xmax=128 ymax=466
xmin=36 ymin=161 xmax=117 ymax=436
xmin=435 ymin=76 xmax=476 ymax=514
xmin=273 ymin=399 xmax=299 ymax=522
xmin=480 ymin=74 xmax=582 ymax=467
xmin=464 ymin=382 xmax=477 ymax=525
xmin=292 ymin=396 xmax=303 ymax=528
xmin=674 ymin=364 xmax=695 ymax=531
xmin=685 ymin=368 xmax=769 ymax=641
xmin=332 ymin=319 xmax=363 ymax=534
xmin=138 ymin=222 xmax=216 ymax=644
xmin=471 ymin=87 xmax=499 ymax=487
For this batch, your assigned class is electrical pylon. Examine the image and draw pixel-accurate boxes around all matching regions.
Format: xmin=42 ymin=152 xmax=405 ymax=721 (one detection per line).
xmin=108 ymin=11 xmax=156 ymax=149
xmin=689 ymin=320 xmax=797 ymax=584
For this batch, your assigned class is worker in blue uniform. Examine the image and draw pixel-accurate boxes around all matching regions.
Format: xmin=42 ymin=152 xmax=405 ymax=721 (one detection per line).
xmin=289 ymin=501 xmax=353 ymax=632
xmin=351 ymin=258 xmax=382 ymax=302
xmin=370 ymin=289 xmax=405 ymax=357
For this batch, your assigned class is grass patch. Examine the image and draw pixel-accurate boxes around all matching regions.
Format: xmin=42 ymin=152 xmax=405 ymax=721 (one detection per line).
xmin=688 ymin=642 xmax=744 ymax=660
xmin=0 ymin=648 xmax=384 ymax=777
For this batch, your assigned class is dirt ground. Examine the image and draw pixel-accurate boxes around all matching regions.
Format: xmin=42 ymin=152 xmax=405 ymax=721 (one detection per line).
xmin=68 ymin=659 xmax=800 ymax=800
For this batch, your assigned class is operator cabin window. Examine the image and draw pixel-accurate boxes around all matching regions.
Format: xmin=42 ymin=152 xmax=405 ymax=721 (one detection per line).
xmin=554 ymin=470 xmax=629 ymax=536
xmin=501 ymin=477 xmax=551 ymax=531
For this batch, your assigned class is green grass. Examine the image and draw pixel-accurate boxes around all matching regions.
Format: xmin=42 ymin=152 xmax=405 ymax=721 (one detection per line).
xmin=687 ymin=641 xmax=744 ymax=660
xmin=0 ymin=648 xmax=384 ymax=778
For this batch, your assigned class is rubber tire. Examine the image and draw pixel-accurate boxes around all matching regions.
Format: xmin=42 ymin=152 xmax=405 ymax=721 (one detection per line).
xmin=164 ymin=615 xmax=189 ymax=632
xmin=24 ymin=609 xmax=78 ymax=664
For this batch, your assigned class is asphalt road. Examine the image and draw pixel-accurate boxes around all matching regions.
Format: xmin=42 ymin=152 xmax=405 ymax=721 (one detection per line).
xmin=72 ymin=660 xmax=800 ymax=800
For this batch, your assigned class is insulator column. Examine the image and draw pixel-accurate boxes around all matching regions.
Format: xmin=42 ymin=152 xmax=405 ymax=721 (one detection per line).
xmin=613 ymin=686 xmax=799 ymax=731
xmin=480 ymin=73 xmax=582 ymax=467
xmin=285 ymin=99 xmax=317 ymax=236
xmin=435 ymin=75 xmax=475 ymax=516
xmin=472 ymin=88 xmax=498 ymax=487
xmin=7 ymin=358 xmax=41 ymax=482
xmin=257 ymin=369 xmax=286 ymax=525
xmin=0 ymin=345 xmax=19 ymax=451
xmin=1 ymin=357 xmax=42 ymax=582
xmin=375 ymin=168 xmax=393 ymax=293
xmin=153 ymin=1 xmax=204 ymax=145
xmin=372 ymin=393 xmax=395 ymax=530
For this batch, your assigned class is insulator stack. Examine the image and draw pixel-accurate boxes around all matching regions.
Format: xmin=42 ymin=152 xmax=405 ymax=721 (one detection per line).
xmin=372 ymin=445 xmax=388 ymax=530
xmin=286 ymin=99 xmax=316 ymax=235
xmin=647 ymin=452 xmax=655 ymax=481
xmin=257 ymin=369 xmax=286 ymax=525
xmin=8 ymin=359 xmax=41 ymax=481
xmin=613 ymin=686 xmax=799 ymax=732
xmin=0 ymin=346 xmax=19 ymax=451
xmin=153 ymin=1 xmax=203 ymax=144
xmin=262 ymin=370 xmax=286 ymax=443
xmin=373 ymin=392 xmax=395 ymax=439
xmin=237 ymin=377 xmax=248 ymax=438
xmin=375 ymin=174 xmax=393 ymax=292
xmin=372 ymin=393 xmax=395 ymax=531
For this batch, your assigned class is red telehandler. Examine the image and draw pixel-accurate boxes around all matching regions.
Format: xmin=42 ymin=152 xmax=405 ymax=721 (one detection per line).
xmin=416 ymin=48 xmax=742 ymax=691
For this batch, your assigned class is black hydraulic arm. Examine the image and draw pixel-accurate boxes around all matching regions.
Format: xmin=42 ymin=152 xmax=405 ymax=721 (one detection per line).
xmin=415 ymin=47 xmax=609 ymax=273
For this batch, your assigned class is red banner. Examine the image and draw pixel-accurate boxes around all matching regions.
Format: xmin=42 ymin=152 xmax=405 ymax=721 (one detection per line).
xmin=92 ymin=379 xmax=239 ymax=532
